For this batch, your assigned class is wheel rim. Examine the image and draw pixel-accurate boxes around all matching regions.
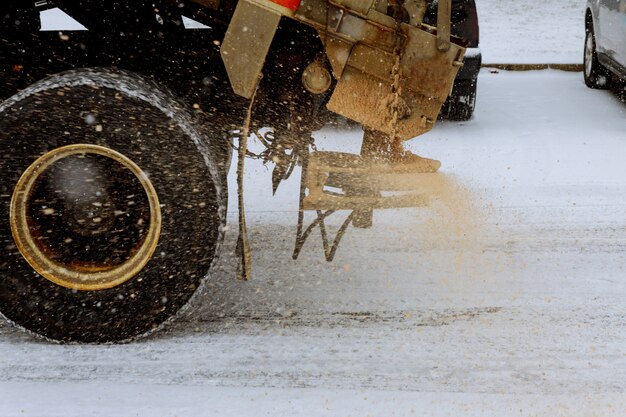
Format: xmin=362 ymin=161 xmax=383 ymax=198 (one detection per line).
xmin=10 ymin=144 xmax=162 ymax=291
xmin=584 ymin=31 xmax=594 ymax=77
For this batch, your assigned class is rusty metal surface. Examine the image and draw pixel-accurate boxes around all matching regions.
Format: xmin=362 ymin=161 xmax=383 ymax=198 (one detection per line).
xmin=323 ymin=37 xmax=354 ymax=77
xmin=329 ymin=0 xmax=376 ymax=16
xmin=302 ymin=151 xmax=435 ymax=211
xmin=293 ymin=0 xmax=465 ymax=140
xmin=403 ymin=0 xmax=428 ymax=26
xmin=436 ymin=0 xmax=451 ymax=52
xmin=296 ymin=2 xmax=397 ymax=51
xmin=219 ymin=0 xmax=465 ymax=139
xmin=326 ymin=23 xmax=464 ymax=140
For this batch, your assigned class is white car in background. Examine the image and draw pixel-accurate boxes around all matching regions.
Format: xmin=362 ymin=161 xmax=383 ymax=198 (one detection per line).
xmin=584 ymin=0 xmax=626 ymax=88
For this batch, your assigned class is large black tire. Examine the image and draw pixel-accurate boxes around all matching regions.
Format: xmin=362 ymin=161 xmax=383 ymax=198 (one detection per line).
xmin=584 ymin=22 xmax=612 ymax=89
xmin=0 ymin=68 xmax=228 ymax=343
xmin=439 ymin=78 xmax=478 ymax=121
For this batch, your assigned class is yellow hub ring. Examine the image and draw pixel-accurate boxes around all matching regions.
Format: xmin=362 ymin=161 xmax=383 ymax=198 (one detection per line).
xmin=10 ymin=144 xmax=162 ymax=291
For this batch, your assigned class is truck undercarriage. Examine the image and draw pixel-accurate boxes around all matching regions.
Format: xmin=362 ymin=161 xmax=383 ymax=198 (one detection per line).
xmin=0 ymin=0 xmax=478 ymax=342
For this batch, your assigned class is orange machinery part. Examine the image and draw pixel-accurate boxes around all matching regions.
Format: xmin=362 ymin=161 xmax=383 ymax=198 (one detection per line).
xmin=270 ymin=0 xmax=301 ymax=11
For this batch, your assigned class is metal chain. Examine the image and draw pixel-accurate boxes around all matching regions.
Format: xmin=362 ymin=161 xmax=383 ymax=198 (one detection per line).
xmin=235 ymin=85 xmax=259 ymax=281
xmin=389 ymin=3 xmax=405 ymax=142
xmin=227 ymin=129 xmax=267 ymax=160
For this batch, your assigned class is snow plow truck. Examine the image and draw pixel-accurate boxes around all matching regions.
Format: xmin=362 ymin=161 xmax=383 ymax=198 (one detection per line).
xmin=0 ymin=0 xmax=479 ymax=342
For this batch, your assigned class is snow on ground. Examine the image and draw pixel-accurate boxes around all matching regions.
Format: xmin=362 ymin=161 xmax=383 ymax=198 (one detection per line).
xmin=2 ymin=70 xmax=626 ymax=416
xmin=476 ymin=0 xmax=585 ymax=64
xmin=1 ymin=384 xmax=624 ymax=417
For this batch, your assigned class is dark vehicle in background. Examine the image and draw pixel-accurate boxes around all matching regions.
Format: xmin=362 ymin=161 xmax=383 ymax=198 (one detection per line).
xmin=584 ymin=0 xmax=626 ymax=88
xmin=427 ymin=0 xmax=481 ymax=120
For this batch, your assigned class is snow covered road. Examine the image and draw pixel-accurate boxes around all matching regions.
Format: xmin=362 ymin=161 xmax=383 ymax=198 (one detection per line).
xmin=476 ymin=0 xmax=585 ymax=64
xmin=1 ymin=70 xmax=626 ymax=416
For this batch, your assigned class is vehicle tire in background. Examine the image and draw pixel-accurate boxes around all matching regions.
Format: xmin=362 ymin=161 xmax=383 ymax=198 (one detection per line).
xmin=584 ymin=23 xmax=612 ymax=89
xmin=0 ymin=68 xmax=227 ymax=343
xmin=439 ymin=78 xmax=478 ymax=121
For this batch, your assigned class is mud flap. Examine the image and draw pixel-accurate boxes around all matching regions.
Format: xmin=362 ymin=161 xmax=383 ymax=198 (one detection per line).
xmin=220 ymin=0 xmax=294 ymax=98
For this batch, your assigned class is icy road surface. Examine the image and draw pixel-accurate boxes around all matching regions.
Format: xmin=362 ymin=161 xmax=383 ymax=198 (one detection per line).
xmin=476 ymin=0 xmax=585 ymax=64
xmin=1 ymin=70 xmax=626 ymax=416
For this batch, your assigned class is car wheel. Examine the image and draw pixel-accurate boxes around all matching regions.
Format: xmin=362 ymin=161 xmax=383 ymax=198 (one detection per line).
xmin=439 ymin=78 xmax=477 ymax=121
xmin=0 ymin=68 xmax=227 ymax=343
xmin=584 ymin=23 xmax=612 ymax=89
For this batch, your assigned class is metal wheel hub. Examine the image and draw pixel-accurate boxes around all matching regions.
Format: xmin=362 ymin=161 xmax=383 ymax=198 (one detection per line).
xmin=10 ymin=144 xmax=162 ymax=291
